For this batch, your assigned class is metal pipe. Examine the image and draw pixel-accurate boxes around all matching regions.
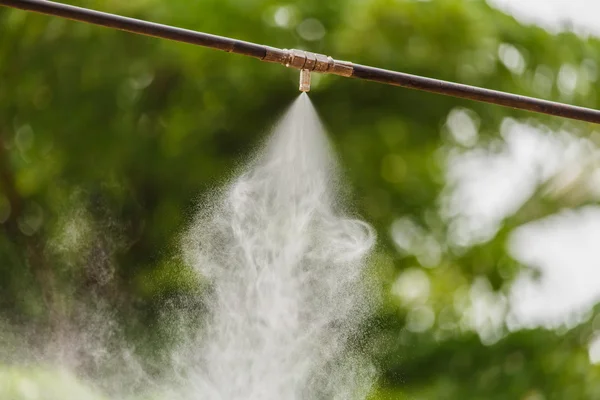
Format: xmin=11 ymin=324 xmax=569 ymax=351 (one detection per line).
xmin=2 ymin=0 xmax=600 ymax=124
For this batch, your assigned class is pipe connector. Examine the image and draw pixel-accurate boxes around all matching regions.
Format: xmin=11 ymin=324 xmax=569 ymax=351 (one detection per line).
xmin=263 ymin=47 xmax=353 ymax=77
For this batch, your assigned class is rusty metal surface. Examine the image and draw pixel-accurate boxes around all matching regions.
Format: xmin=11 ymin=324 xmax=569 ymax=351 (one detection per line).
xmin=262 ymin=47 xmax=288 ymax=64
xmin=329 ymin=59 xmax=354 ymax=77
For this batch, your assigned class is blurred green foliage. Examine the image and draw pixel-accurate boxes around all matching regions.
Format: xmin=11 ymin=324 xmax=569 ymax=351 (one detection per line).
xmin=0 ymin=366 xmax=107 ymax=400
xmin=2 ymin=0 xmax=600 ymax=398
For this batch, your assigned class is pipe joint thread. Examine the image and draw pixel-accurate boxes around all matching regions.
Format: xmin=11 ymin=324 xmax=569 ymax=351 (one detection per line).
xmin=263 ymin=47 xmax=353 ymax=77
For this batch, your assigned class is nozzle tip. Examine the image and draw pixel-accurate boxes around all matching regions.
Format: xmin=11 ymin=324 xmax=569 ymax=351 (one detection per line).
xmin=299 ymin=69 xmax=311 ymax=92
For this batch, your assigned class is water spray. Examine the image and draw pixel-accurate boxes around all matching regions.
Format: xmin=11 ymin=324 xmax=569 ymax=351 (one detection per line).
xmin=2 ymin=0 xmax=600 ymax=123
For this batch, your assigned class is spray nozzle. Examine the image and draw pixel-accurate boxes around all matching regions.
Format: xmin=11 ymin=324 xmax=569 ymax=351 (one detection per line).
xmin=299 ymin=69 xmax=311 ymax=92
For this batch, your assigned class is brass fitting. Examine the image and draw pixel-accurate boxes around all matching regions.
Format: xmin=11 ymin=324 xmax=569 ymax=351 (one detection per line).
xmin=263 ymin=47 xmax=353 ymax=77
xmin=299 ymin=69 xmax=311 ymax=92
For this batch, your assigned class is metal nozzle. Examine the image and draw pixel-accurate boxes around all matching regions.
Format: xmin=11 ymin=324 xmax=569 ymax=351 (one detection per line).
xmin=299 ymin=69 xmax=311 ymax=92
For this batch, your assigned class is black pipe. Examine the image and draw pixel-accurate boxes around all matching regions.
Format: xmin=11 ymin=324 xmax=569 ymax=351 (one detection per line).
xmin=2 ymin=0 xmax=600 ymax=125
xmin=351 ymin=65 xmax=600 ymax=123
xmin=0 ymin=0 xmax=271 ymax=58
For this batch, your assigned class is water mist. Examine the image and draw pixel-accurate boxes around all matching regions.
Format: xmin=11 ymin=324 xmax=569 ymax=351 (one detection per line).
xmin=1 ymin=94 xmax=377 ymax=400
xmin=178 ymin=93 xmax=377 ymax=399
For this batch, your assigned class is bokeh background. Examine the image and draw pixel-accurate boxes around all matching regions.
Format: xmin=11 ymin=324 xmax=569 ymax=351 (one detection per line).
xmin=2 ymin=0 xmax=600 ymax=398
